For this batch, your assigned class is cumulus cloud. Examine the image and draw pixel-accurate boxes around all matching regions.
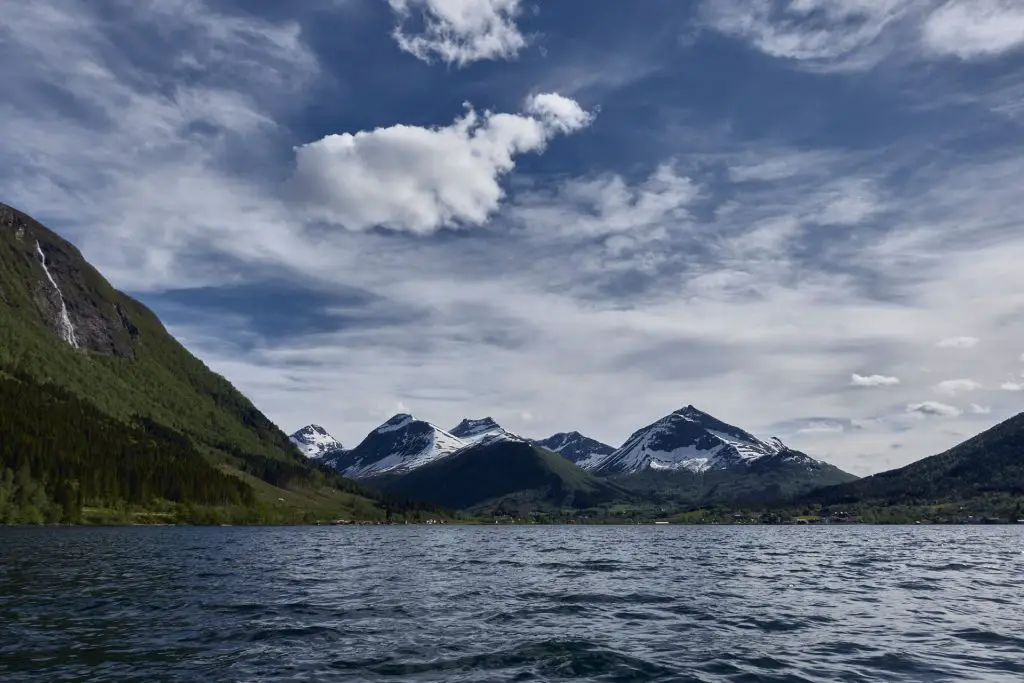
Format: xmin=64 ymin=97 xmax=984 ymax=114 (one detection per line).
xmin=934 ymin=378 xmax=982 ymax=396
xmin=851 ymin=373 xmax=900 ymax=387
xmin=907 ymin=401 xmax=963 ymax=417
xmin=1000 ymin=381 xmax=1024 ymax=392
xmin=921 ymin=0 xmax=1024 ymax=60
xmin=936 ymin=336 xmax=980 ymax=349
xmin=290 ymin=94 xmax=593 ymax=234
xmin=969 ymin=403 xmax=992 ymax=414
xmin=388 ymin=0 xmax=527 ymax=66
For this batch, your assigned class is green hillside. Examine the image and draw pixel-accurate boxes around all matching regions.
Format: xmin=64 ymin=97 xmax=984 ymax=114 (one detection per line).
xmin=798 ymin=411 xmax=1024 ymax=520
xmin=614 ymin=452 xmax=858 ymax=507
xmin=374 ymin=440 xmax=632 ymax=513
xmin=0 ymin=202 xmax=445 ymax=524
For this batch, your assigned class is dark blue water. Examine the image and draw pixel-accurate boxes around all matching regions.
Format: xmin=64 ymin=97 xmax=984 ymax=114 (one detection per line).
xmin=2 ymin=526 xmax=1023 ymax=682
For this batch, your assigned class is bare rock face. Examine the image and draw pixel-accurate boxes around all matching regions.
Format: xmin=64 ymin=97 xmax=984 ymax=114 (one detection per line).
xmin=1 ymin=204 xmax=140 ymax=358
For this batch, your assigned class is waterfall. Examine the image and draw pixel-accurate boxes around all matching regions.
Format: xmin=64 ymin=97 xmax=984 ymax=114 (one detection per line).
xmin=35 ymin=241 xmax=80 ymax=348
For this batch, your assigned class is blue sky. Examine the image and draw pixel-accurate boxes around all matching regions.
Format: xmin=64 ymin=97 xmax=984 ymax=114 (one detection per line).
xmin=4 ymin=0 xmax=1024 ymax=475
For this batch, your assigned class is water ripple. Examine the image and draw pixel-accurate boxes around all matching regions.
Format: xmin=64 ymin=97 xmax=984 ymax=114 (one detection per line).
xmin=1 ymin=525 xmax=1023 ymax=682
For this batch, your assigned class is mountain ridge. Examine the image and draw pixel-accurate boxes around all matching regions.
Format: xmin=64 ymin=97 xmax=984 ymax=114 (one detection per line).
xmin=533 ymin=431 xmax=615 ymax=469
xmin=0 ymin=202 xmax=444 ymax=524
xmin=326 ymin=413 xmax=466 ymax=477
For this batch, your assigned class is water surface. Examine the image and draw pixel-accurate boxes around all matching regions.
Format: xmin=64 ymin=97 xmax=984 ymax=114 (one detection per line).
xmin=2 ymin=526 xmax=1023 ymax=682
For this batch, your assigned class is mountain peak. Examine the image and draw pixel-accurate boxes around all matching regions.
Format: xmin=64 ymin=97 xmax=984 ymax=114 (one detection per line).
xmin=329 ymin=416 xmax=465 ymax=478
xmin=289 ymin=424 xmax=343 ymax=459
xmin=590 ymin=407 xmax=789 ymax=475
xmin=674 ymin=405 xmax=712 ymax=420
xmin=449 ymin=416 xmax=521 ymax=446
xmin=451 ymin=417 xmax=499 ymax=434
xmin=376 ymin=413 xmax=415 ymax=433
xmin=296 ymin=424 xmax=329 ymax=436
xmin=535 ymin=431 xmax=614 ymax=469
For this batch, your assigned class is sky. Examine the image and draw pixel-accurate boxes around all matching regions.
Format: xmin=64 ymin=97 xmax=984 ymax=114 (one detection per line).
xmin=3 ymin=0 xmax=1024 ymax=476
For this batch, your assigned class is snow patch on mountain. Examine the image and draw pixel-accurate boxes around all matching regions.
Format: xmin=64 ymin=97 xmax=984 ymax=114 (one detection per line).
xmin=450 ymin=417 xmax=524 ymax=446
xmin=329 ymin=414 xmax=467 ymax=478
xmin=376 ymin=414 xmax=414 ymax=433
xmin=534 ymin=431 xmax=615 ymax=469
xmin=289 ymin=424 xmax=344 ymax=459
xmin=590 ymin=405 xmax=806 ymax=475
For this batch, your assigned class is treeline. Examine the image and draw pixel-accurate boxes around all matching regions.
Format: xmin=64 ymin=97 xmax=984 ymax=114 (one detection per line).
xmin=0 ymin=372 xmax=253 ymax=523
xmin=215 ymin=439 xmax=451 ymax=518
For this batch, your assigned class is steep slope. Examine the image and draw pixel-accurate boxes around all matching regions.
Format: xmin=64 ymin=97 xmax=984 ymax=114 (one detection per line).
xmin=449 ymin=417 xmax=522 ymax=446
xmin=328 ymin=414 xmax=466 ymax=477
xmin=534 ymin=431 xmax=615 ymax=469
xmin=375 ymin=439 xmax=630 ymax=512
xmin=0 ymin=203 xmax=436 ymax=523
xmin=589 ymin=405 xmax=855 ymax=506
xmin=803 ymin=412 xmax=1024 ymax=507
xmin=592 ymin=405 xmax=836 ymax=475
xmin=290 ymin=424 xmax=344 ymax=459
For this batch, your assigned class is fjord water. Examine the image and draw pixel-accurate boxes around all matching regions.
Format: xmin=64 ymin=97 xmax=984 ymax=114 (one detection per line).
xmin=2 ymin=527 xmax=1022 ymax=682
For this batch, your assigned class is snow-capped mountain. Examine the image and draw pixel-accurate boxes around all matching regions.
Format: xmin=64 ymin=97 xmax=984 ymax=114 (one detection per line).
xmin=289 ymin=424 xmax=344 ymax=459
xmin=449 ymin=417 xmax=524 ymax=446
xmin=534 ymin=431 xmax=615 ymax=469
xmin=327 ymin=414 xmax=466 ymax=478
xmin=590 ymin=405 xmax=819 ymax=475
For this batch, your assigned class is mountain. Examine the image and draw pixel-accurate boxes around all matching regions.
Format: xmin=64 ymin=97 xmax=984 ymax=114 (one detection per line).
xmin=0 ymin=202 xmax=444 ymax=524
xmin=534 ymin=431 xmax=615 ymax=469
xmin=449 ymin=417 xmax=522 ymax=445
xmin=587 ymin=405 xmax=856 ymax=506
xmin=290 ymin=424 xmax=344 ymax=459
xmin=327 ymin=414 xmax=466 ymax=478
xmin=593 ymin=405 xmax=823 ymax=475
xmin=375 ymin=438 xmax=631 ymax=513
xmin=802 ymin=411 xmax=1024 ymax=510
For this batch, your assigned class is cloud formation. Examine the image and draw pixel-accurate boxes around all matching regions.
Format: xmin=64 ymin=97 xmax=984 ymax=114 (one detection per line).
xmin=4 ymin=0 xmax=1024 ymax=478
xmin=851 ymin=373 xmax=900 ymax=387
xmin=934 ymin=379 xmax=982 ymax=396
xmin=921 ymin=1 xmax=1024 ymax=60
xmin=702 ymin=0 xmax=1024 ymax=70
xmin=388 ymin=0 xmax=527 ymax=66
xmin=907 ymin=401 xmax=962 ymax=418
xmin=936 ymin=336 xmax=980 ymax=349
xmin=291 ymin=94 xmax=593 ymax=234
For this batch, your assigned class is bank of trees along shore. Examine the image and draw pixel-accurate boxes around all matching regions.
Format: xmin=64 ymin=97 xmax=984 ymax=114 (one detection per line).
xmin=0 ymin=372 xmax=253 ymax=524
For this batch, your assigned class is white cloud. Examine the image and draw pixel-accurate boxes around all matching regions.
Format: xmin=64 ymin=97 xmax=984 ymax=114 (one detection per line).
xmin=511 ymin=163 xmax=699 ymax=239
xmin=934 ymin=379 xmax=982 ymax=396
xmin=524 ymin=93 xmax=595 ymax=133
xmin=969 ymin=404 xmax=992 ymax=414
xmin=290 ymin=94 xmax=593 ymax=234
xmin=388 ymin=0 xmax=526 ymax=66
xmin=6 ymin=1 xmax=1024 ymax=481
xmin=813 ymin=179 xmax=883 ymax=226
xmin=921 ymin=0 xmax=1024 ymax=60
xmin=907 ymin=401 xmax=963 ymax=417
xmin=701 ymin=0 xmax=912 ymax=71
xmin=1000 ymin=381 xmax=1024 ymax=392
xmin=936 ymin=336 xmax=980 ymax=349
xmin=851 ymin=373 xmax=900 ymax=387
xmin=797 ymin=421 xmax=846 ymax=434
xmin=702 ymin=0 xmax=1024 ymax=70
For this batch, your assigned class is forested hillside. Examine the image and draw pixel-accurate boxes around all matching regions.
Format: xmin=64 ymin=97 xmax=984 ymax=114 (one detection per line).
xmin=0 ymin=203 xmax=448 ymax=524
